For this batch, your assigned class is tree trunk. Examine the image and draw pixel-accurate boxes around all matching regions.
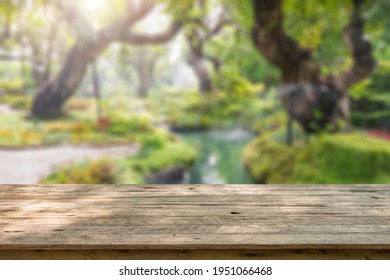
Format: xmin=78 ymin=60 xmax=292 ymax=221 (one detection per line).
xmin=91 ymin=61 xmax=103 ymax=119
xmin=251 ymin=0 xmax=375 ymax=133
xmin=30 ymin=53 xmax=46 ymax=88
xmin=0 ymin=12 xmax=11 ymax=45
xmin=30 ymin=1 xmax=181 ymax=118
xmin=31 ymin=41 xmax=103 ymax=118
xmin=133 ymin=51 xmax=158 ymax=99
xmin=184 ymin=9 xmax=230 ymax=95
xmin=137 ymin=68 xmax=150 ymax=98
xmin=188 ymin=52 xmax=213 ymax=93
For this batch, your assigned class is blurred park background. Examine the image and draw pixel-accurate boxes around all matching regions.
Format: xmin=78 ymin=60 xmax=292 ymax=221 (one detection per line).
xmin=0 ymin=0 xmax=389 ymax=184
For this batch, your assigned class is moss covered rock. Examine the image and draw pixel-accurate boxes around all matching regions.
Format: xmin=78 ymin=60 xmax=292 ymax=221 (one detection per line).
xmin=244 ymin=134 xmax=390 ymax=184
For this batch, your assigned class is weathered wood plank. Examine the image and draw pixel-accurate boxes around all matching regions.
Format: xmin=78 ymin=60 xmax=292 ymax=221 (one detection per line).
xmin=0 ymin=184 xmax=389 ymax=259
xmin=1 ymin=207 xmax=388 ymax=217
xmin=1 ymin=215 xmax=389 ymax=226
xmin=1 ymin=249 xmax=390 ymax=260
xmin=1 ymin=184 xmax=389 ymax=196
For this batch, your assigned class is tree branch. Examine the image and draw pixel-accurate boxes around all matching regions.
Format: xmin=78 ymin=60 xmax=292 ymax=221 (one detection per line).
xmin=0 ymin=12 xmax=11 ymax=45
xmin=54 ymin=2 xmax=94 ymax=35
xmin=205 ymin=54 xmax=221 ymax=73
xmin=202 ymin=17 xmax=232 ymax=43
xmin=251 ymin=0 xmax=319 ymax=83
xmin=118 ymin=22 xmax=182 ymax=45
xmin=123 ymin=0 xmax=156 ymax=26
xmin=94 ymin=0 xmax=157 ymax=49
xmin=337 ymin=0 xmax=376 ymax=90
xmin=55 ymin=0 xmax=156 ymax=43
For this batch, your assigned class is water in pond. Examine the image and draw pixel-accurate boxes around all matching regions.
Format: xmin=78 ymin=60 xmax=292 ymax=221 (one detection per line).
xmin=180 ymin=127 xmax=255 ymax=184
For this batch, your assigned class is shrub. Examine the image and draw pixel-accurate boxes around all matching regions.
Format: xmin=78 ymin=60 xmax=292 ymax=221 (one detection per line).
xmin=139 ymin=131 xmax=169 ymax=150
xmin=213 ymin=68 xmax=264 ymax=100
xmin=124 ymin=142 xmax=197 ymax=175
xmin=244 ymin=133 xmax=390 ymax=184
xmin=0 ymin=79 xmax=26 ymax=93
xmin=350 ymin=62 xmax=390 ymax=123
xmin=0 ymin=94 xmax=31 ymax=110
xmin=108 ymin=114 xmax=152 ymax=136
xmin=370 ymin=62 xmax=390 ymax=93
xmin=43 ymin=159 xmax=117 ymax=184
xmin=43 ymin=141 xmax=197 ymax=184
xmin=165 ymin=84 xmax=265 ymax=131
xmin=352 ymin=110 xmax=390 ymax=130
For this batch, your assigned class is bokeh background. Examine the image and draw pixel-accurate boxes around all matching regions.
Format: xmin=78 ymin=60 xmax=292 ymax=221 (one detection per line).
xmin=0 ymin=0 xmax=389 ymax=184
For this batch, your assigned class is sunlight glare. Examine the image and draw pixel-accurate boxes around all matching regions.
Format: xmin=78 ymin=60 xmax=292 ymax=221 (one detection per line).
xmin=80 ymin=0 xmax=107 ymax=14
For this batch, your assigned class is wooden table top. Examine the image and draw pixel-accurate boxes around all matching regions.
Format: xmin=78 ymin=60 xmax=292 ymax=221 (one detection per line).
xmin=1 ymin=184 xmax=389 ymax=251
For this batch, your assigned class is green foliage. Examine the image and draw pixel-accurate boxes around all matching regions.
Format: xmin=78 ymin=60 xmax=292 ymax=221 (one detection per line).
xmin=208 ymin=29 xmax=280 ymax=85
xmin=352 ymin=110 xmax=390 ymax=129
xmin=284 ymin=0 xmax=351 ymax=62
xmin=365 ymin=0 xmax=390 ymax=44
xmin=42 ymin=158 xmax=117 ymax=184
xmin=0 ymin=0 xmax=17 ymax=17
xmin=0 ymin=100 xmax=168 ymax=148
xmin=369 ymin=62 xmax=390 ymax=92
xmin=252 ymin=110 xmax=287 ymax=134
xmin=213 ymin=68 xmax=263 ymax=99
xmin=372 ymin=94 xmax=390 ymax=107
xmin=0 ymin=94 xmax=31 ymax=110
xmin=244 ymin=133 xmax=390 ymax=184
xmin=108 ymin=113 xmax=152 ymax=136
xmin=350 ymin=62 xmax=390 ymax=129
xmin=226 ymin=0 xmax=354 ymax=64
xmin=164 ymin=83 xmax=263 ymax=131
xmin=0 ymin=79 xmax=26 ymax=93
xmin=222 ymin=0 xmax=253 ymax=30
xmin=263 ymin=122 xmax=306 ymax=144
xmin=125 ymin=142 xmax=196 ymax=175
xmin=139 ymin=131 xmax=170 ymax=151
xmin=158 ymin=73 xmax=266 ymax=131
xmin=350 ymin=62 xmax=390 ymax=98
xmin=243 ymin=137 xmax=298 ymax=183
xmin=42 ymin=140 xmax=197 ymax=184
xmin=163 ymin=0 xmax=197 ymax=21
xmin=349 ymin=80 xmax=373 ymax=100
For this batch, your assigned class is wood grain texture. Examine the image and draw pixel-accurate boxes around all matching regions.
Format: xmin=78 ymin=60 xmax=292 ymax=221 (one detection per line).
xmin=0 ymin=184 xmax=389 ymax=259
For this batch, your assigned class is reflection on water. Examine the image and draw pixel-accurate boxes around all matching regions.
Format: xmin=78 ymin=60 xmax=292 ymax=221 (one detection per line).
xmin=180 ymin=127 xmax=255 ymax=184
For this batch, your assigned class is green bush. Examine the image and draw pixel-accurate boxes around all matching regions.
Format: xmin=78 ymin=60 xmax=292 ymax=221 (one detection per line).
xmin=43 ymin=159 xmax=117 ymax=184
xmin=125 ymin=142 xmax=197 ymax=175
xmin=139 ymin=131 xmax=169 ymax=150
xmin=213 ymin=69 xmax=263 ymax=101
xmin=244 ymin=137 xmax=298 ymax=183
xmin=252 ymin=110 xmax=287 ymax=134
xmin=108 ymin=114 xmax=152 ymax=136
xmin=350 ymin=62 xmax=390 ymax=123
xmin=244 ymin=134 xmax=390 ymax=184
xmin=165 ymin=83 xmax=265 ymax=131
xmin=0 ymin=94 xmax=31 ymax=110
xmin=42 ymin=141 xmax=197 ymax=184
xmin=0 ymin=79 xmax=26 ymax=93
xmin=349 ymin=61 xmax=390 ymax=97
xmin=370 ymin=62 xmax=390 ymax=93
xmin=352 ymin=110 xmax=390 ymax=129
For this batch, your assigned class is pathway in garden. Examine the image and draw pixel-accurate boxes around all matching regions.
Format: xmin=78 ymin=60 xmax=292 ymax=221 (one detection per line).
xmin=0 ymin=104 xmax=14 ymax=115
xmin=0 ymin=144 xmax=139 ymax=184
